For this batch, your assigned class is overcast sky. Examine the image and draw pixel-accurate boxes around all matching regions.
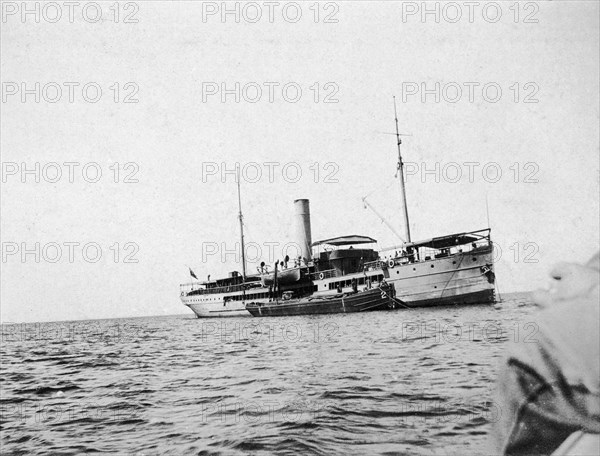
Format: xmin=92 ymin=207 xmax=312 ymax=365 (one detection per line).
xmin=1 ymin=1 xmax=598 ymax=323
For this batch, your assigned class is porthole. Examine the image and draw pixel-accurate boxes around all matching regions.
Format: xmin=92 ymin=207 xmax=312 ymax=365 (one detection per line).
xmin=397 ymin=271 xmax=399 ymax=274
xmin=453 ymin=261 xmax=456 ymax=264
xmin=472 ymin=257 xmax=477 ymax=262
xmin=431 ymin=264 xmax=434 ymax=268
xmin=413 ymin=267 xmax=416 ymax=271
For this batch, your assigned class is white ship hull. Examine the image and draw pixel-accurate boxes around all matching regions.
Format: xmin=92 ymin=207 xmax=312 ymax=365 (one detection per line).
xmin=386 ymin=248 xmax=495 ymax=306
xmin=181 ymin=293 xmax=263 ymax=318
xmin=181 ymin=280 xmax=276 ymax=317
xmin=185 ymin=300 xmax=250 ymax=318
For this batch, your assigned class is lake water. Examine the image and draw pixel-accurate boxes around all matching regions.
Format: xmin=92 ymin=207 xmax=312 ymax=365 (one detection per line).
xmin=1 ymin=293 xmax=537 ymax=455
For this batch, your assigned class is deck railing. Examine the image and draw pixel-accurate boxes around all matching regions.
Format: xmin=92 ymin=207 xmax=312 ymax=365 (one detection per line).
xmin=311 ymin=269 xmax=338 ymax=280
xmin=363 ymin=260 xmax=384 ymax=271
xmin=181 ymin=282 xmax=248 ymax=296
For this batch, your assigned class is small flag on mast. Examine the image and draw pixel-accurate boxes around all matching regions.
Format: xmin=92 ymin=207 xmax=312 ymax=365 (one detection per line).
xmin=189 ymin=268 xmax=198 ymax=280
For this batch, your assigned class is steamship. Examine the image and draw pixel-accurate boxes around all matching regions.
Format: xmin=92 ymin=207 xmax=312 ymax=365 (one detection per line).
xmin=180 ymin=104 xmax=496 ymax=318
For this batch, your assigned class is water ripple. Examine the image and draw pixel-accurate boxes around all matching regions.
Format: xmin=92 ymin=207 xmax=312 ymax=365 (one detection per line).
xmin=1 ymin=294 xmax=535 ymax=455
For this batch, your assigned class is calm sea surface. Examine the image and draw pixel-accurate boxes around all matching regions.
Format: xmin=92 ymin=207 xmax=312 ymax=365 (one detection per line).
xmin=1 ymin=293 xmax=537 ymax=455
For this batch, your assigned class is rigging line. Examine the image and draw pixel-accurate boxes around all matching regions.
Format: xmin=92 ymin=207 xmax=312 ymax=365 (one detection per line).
xmin=495 ymin=279 xmax=503 ymax=303
xmin=391 ymin=296 xmax=412 ymax=309
xmin=440 ymin=252 xmax=463 ymax=297
xmin=363 ymin=179 xmax=397 ymax=202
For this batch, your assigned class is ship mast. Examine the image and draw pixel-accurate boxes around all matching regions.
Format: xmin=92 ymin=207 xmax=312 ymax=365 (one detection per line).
xmin=236 ymin=167 xmax=247 ymax=282
xmin=393 ymin=96 xmax=412 ymax=243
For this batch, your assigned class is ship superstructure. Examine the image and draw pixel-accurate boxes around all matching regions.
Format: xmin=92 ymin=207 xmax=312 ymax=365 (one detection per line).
xmin=180 ymin=199 xmax=494 ymax=317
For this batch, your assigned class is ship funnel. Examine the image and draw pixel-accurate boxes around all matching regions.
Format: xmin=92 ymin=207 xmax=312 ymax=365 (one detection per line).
xmin=294 ymin=199 xmax=312 ymax=264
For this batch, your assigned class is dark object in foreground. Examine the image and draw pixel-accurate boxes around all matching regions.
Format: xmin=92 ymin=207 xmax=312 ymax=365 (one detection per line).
xmin=494 ymin=252 xmax=600 ymax=456
xmin=245 ymin=283 xmax=397 ymax=317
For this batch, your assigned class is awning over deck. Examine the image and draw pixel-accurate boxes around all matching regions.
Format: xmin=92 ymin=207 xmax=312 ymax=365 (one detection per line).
xmin=404 ymin=229 xmax=491 ymax=250
xmin=312 ymin=235 xmax=377 ymax=247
